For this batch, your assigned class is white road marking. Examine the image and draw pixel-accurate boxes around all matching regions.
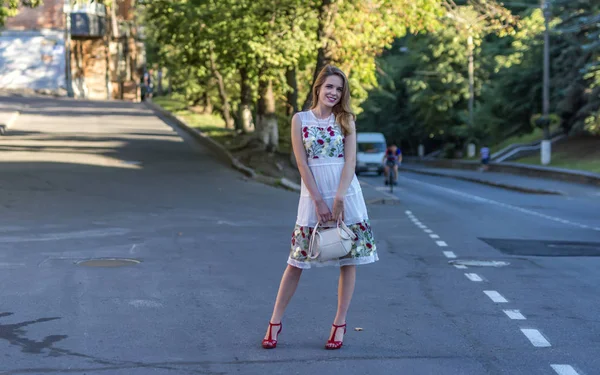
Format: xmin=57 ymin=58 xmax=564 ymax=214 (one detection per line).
xmin=373 ymin=186 xmax=400 ymax=200
xmin=0 ymin=262 xmax=26 ymax=268
xmin=361 ymin=180 xmax=399 ymax=200
xmin=454 ymin=264 xmax=468 ymax=269
xmin=521 ymin=329 xmax=551 ymax=347
xmin=430 ymin=234 xmax=440 ymax=239
xmin=503 ymin=309 xmax=526 ymax=320
xmin=216 ymin=220 xmax=242 ymax=226
xmin=443 ymin=251 xmax=457 ymax=259
xmin=551 ymin=365 xmax=581 ymax=375
xmin=436 ymin=241 xmax=448 ymax=247
xmin=424 ymin=229 xmax=433 ymax=233
xmin=128 ymin=299 xmax=163 ymax=308
xmin=0 ymin=228 xmax=130 ymax=243
xmin=465 ymin=273 xmax=483 ymax=282
xmin=484 ymin=290 xmax=508 ymax=303
xmin=399 ymin=176 xmax=600 ymax=232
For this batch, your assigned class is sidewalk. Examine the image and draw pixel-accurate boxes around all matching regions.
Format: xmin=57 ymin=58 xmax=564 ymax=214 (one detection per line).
xmin=401 ymin=163 xmax=600 ymax=197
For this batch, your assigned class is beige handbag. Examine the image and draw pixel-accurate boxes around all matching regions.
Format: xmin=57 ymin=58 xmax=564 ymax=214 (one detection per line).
xmin=308 ymin=219 xmax=358 ymax=261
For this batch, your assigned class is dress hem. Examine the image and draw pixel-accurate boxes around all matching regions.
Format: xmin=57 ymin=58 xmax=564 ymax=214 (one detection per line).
xmin=286 ymin=252 xmax=379 ymax=269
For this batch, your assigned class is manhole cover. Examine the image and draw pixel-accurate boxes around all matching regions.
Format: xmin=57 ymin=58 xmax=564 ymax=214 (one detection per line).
xmin=450 ymin=260 xmax=510 ymax=267
xmin=78 ymin=258 xmax=140 ymax=267
xmin=479 ymin=238 xmax=600 ymax=257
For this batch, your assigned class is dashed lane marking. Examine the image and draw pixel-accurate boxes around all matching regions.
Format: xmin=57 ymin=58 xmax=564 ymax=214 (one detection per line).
xmin=551 ymin=365 xmax=581 ymax=375
xmin=521 ymin=329 xmax=551 ymax=347
xmin=504 ymin=309 xmax=526 ymax=320
xmin=484 ymin=290 xmax=508 ymax=303
xmin=465 ymin=273 xmax=483 ymax=282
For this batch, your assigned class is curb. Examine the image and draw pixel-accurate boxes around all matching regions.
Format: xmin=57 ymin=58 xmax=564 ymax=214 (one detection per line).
xmin=407 ymin=158 xmax=600 ymax=187
xmin=145 ymin=101 xmax=301 ymax=193
xmin=400 ymin=166 xmax=564 ymax=195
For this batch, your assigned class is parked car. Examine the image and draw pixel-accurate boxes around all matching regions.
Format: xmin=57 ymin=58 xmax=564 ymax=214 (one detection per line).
xmin=355 ymin=132 xmax=387 ymax=175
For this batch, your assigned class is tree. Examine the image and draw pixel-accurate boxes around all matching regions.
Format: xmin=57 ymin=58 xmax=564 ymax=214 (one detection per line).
xmin=552 ymin=0 xmax=600 ymax=135
xmin=1 ymin=0 xmax=43 ymax=27
xmin=444 ymin=0 xmax=518 ymax=132
xmin=302 ymin=0 xmax=445 ymax=111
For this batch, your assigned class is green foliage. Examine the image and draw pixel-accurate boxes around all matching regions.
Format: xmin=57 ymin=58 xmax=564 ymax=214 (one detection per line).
xmin=552 ymin=0 xmax=600 ymax=135
xmin=359 ymin=0 xmax=600 ymax=155
xmin=1 ymin=0 xmax=43 ymax=27
xmin=141 ymin=0 xmax=445 ymax=133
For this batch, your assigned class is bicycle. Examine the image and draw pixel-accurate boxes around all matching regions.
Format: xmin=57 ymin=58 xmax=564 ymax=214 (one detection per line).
xmin=384 ymin=161 xmax=398 ymax=193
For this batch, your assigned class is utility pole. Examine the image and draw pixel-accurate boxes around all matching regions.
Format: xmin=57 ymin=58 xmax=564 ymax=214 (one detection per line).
xmin=540 ymin=0 xmax=552 ymax=165
xmin=64 ymin=0 xmax=74 ymax=97
xmin=467 ymin=33 xmax=475 ymax=129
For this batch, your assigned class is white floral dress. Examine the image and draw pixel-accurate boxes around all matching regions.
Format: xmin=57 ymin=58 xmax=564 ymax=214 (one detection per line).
xmin=287 ymin=111 xmax=379 ymax=269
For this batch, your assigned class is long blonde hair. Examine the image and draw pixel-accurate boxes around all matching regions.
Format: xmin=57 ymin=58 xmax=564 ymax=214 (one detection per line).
xmin=310 ymin=65 xmax=355 ymax=135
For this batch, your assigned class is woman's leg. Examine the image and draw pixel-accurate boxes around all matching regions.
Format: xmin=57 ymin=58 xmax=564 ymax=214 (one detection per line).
xmin=264 ymin=264 xmax=303 ymax=340
xmin=329 ymin=265 xmax=356 ymax=342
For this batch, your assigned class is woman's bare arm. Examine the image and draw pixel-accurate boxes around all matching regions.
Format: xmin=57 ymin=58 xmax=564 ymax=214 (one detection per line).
xmin=291 ymin=114 xmax=323 ymax=203
xmin=335 ymin=121 xmax=357 ymax=200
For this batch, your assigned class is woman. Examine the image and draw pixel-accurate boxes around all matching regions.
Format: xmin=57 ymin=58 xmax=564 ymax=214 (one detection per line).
xmin=262 ymin=65 xmax=378 ymax=350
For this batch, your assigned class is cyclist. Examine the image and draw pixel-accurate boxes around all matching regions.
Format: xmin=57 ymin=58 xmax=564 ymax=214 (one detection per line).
xmin=382 ymin=143 xmax=402 ymax=185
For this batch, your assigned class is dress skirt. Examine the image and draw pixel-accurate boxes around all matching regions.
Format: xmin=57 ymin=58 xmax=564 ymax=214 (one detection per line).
xmin=287 ymin=158 xmax=378 ymax=269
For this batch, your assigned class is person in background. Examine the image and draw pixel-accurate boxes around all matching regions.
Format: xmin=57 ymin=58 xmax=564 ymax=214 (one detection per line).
xmin=382 ymin=143 xmax=402 ymax=185
xmin=143 ymin=68 xmax=154 ymax=101
xmin=480 ymin=145 xmax=490 ymax=171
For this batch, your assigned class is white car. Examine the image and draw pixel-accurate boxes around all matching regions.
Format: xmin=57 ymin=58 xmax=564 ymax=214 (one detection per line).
xmin=355 ymin=132 xmax=387 ymax=175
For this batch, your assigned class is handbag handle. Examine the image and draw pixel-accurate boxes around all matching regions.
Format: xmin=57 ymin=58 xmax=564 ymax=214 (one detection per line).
xmin=308 ymin=219 xmax=357 ymax=260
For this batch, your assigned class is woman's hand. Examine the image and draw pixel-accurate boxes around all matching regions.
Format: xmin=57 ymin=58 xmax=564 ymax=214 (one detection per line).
xmin=332 ymin=197 xmax=345 ymax=222
xmin=315 ymin=199 xmax=332 ymax=223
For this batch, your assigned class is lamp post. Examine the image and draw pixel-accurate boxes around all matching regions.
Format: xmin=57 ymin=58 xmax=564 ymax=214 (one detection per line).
xmin=63 ymin=0 xmax=74 ymax=97
xmin=540 ymin=0 xmax=552 ymax=165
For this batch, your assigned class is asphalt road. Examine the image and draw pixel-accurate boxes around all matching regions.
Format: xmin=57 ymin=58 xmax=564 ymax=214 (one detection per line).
xmin=0 ymin=95 xmax=599 ymax=375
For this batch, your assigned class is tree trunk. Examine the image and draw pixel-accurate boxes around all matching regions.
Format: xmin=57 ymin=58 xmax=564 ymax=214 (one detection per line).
xmin=157 ymin=68 xmax=163 ymax=96
xmin=302 ymin=0 xmax=339 ymax=110
xmin=256 ymin=79 xmax=279 ymax=152
xmin=286 ymin=67 xmax=299 ymax=116
xmin=239 ymin=66 xmax=254 ymax=133
xmin=202 ymin=91 xmax=213 ymax=114
xmin=467 ymin=34 xmax=475 ymax=128
xmin=209 ymin=47 xmax=234 ymax=129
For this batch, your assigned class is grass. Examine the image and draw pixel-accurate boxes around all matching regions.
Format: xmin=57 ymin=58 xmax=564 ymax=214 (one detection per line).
xmin=516 ymin=153 xmax=600 ymax=174
xmin=154 ymin=95 xmax=293 ymax=153
xmin=491 ymin=125 xmax=560 ymax=154
xmin=153 ymin=96 xmax=234 ymax=144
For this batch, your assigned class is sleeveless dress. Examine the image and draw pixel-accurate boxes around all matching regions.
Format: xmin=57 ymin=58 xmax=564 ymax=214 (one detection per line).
xmin=287 ymin=110 xmax=379 ymax=269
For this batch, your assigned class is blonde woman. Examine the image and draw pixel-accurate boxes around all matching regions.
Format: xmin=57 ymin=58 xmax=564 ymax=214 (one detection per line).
xmin=262 ymin=65 xmax=378 ymax=350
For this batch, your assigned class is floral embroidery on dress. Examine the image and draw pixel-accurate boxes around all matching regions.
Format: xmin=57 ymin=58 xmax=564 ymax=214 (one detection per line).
xmin=289 ymin=220 xmax=377 ymax=262
xmin=302 ymin=122 xmax=345 ymax=159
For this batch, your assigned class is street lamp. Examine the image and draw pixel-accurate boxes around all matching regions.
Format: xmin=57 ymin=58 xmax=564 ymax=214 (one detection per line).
xmin=540 ymin=0 xmax=552 ymax=166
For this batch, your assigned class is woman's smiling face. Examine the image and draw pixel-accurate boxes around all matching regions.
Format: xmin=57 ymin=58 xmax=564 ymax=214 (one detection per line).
xmin=318 ymin=75 xmax=344 ymax=108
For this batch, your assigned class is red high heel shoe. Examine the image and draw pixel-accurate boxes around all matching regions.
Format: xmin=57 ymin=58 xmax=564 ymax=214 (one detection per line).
xmin=325 ymin=323 xmax=346 ymax=350
xmin=262 ymin=322 xmax=282 ymax=349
